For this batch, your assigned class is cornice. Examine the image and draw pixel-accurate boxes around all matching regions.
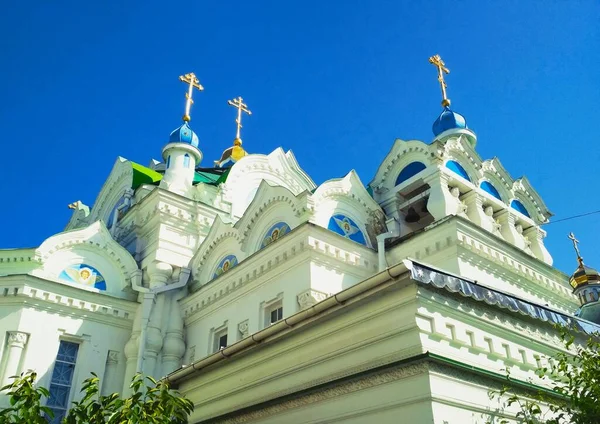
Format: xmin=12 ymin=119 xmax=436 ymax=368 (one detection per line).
xmin=183 ymin=225 xmax=377 ymax=321
xmin=0 ymin=249 xmax=36 ymax=265
xmin=0 ymin=274 xmax=137 ymax=328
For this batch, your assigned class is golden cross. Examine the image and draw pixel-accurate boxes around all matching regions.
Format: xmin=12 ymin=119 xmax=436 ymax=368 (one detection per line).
xmin=429 ymin=54 xmax=451 ymax=107
xmin=568 ymin=232 xmax=584 ymax=264
xmin=227 ymin=96 xmax=252 ymax=141
xmin=179 ymin=72 xmax=204 ymax=122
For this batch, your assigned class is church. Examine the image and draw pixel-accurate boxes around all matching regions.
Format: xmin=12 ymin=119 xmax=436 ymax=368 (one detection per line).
xmin=1 ymin=56 xmax=599 ymax=423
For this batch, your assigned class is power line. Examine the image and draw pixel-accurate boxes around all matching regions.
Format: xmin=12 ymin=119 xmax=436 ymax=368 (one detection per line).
xmin=542 ymin=209 xmax=600 ymax=226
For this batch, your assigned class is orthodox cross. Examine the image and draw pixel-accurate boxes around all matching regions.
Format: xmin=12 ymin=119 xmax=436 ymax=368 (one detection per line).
xmin=227 ymin=96 xmax=252 ymax=140
xmin=179 ymin=72 xmax=204 ymax=122
xmin=428 ymin=54 xmax=451 ymax=107
xmin=568 ymin=232 xmax=584 ymax=264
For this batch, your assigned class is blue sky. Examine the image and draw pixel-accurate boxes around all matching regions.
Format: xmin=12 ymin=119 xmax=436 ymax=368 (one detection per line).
xmin=0 ymin=1 xmax=598 ymax=274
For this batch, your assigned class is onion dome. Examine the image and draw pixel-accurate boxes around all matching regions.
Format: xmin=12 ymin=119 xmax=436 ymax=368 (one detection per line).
xmin=432 ymin=106 xmax=467 ymax=137
xmin=215 ymin=138 xmax=247 ymax=168
xmin=169 ymin=122 xmax=199 ymax=149
xmin=567 ymin=233 xmax=600 ymax=319
xmin=569 ymin=259 xmax=600 ymax=292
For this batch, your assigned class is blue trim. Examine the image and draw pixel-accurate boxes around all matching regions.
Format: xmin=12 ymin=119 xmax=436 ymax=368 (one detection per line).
xmin=47 ymin=341 xmax=79 ymax=423
xmin=58 ymin=264 xmax=106 ymax=291
xmin=213 ymin=254 xmax=238 ymax=279
xmin=183 ymin=154 xmax=190 ymax=169
xmin=166 ymin=156 xmax=171 ymax=169
xmin=510 ymin=199 xmax=531 ymax=218
xmin=261 ymin=222 xmax=291 ymax=249
xmin=446 ymin=160 xmax=471 ymax=182
xmin=395 ymin=162 xmax=426 ymax=186
xmin=328 ymin=214 xmax=367 ymax=246
xmin=480 ymin=181 xmax=502 ymax=201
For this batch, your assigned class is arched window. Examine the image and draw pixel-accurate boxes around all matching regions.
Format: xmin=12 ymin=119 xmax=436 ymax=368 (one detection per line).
xmin=445 ymin=160 xmax=471 ymax=182
xmin=260 ymin=222 xmax=291 ymax=249
xmin=328 ymin=214 xmax=367 ymax=246
xmin=213 ymin=255 xmax=238 ymax=280
xmin=510 ymin=199 xmax=531 ymax=218
xmin=395 ymin=162 xmax=426 ymax=186
xmin=480 ymin=181 xmax=502 ymax=202
xmin=183 ymin=154 xmax=190 ymax=169
xmin=166 ymin=156 xmax=171 ymax=169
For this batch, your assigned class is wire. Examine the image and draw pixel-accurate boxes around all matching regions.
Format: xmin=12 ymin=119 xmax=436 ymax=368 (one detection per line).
xmin=542 ymin=209 xmax=600 ymax=226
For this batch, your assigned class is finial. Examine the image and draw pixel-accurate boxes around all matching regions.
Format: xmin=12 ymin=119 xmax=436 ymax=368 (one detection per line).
xmin=67 ymin=201 xmax=80 ymax=210
xmin=227 ymin=96 xmax=252 ymax=142
xmin=179 ymin=73 xmax=204 ymax=122
xmin=569 ymin=232 xmax=584 ymax=265
xmin=429 ymin=54 xmax=451 ymax=107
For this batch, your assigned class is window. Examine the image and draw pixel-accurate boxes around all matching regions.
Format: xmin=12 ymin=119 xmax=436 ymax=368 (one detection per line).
xmin=510 ymin=199 xmax=531 ymax=218
xmin=268 ymin=304 xmax=283 ymax=325
xmin=213 ymin=328 xmax=228 ymax=352
xmin=183 ymin=154 xmax=190 ymax=168
xmin=445 ymin=160 xmax=471 ymax=182
xmin=47 ymin=341 xmax=79 ymax=423
xmin=166 ymin=155 xmax=171 ymax=169
xmin=480 ymin=181 xmax=503 ymax=202
xmin=262 ymin=294 xmax=284 ymax=328
xmin=395 ymin=162 xmax=427 ymax=186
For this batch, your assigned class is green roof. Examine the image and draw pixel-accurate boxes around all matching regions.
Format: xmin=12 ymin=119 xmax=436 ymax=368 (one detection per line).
xmin=131 ymin=162 xmax=163 ymax=189
xmin=129 ymin=162 xmax=230 ymax=190
xmin=193 ymin=168 xmax=230 ymax=186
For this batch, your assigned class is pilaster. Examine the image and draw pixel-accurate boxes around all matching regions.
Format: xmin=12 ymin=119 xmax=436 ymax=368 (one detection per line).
xmin=1 ymin=331 xmax=28 ymax=386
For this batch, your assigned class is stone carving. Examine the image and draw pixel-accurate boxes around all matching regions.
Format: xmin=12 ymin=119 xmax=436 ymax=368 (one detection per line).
xmin=189 ymin=345 xmax=196 ymax=363
xmin=297 ymin=289 xmax=329 ymax=310
xmin=219 ymin=362 xmax=429 ymax=423
xmin=238 ymin=320 xmax=249 ymax=339
xmin=7 ymin=331 xmax=28 ymax=348
xmin=107 ymin=350 xmax=119 ymax=365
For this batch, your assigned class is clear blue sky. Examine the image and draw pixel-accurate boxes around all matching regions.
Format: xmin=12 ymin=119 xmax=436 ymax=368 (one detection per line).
xmin=1 ymin=1 xmax=598 ymax=275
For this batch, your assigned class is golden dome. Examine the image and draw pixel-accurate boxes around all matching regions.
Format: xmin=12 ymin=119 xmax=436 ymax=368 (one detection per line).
xmin=569 ymin=259 xmax=600 ymax=290
xmin=215 ymin=138 xmax=248 ymax=168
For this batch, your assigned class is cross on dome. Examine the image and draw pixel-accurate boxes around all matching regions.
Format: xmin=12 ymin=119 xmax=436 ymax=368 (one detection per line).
xmin=179 ymin=72 xmax=204 ymax=122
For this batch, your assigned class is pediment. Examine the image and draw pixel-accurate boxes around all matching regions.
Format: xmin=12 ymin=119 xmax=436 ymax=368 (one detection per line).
xmin=33 ymin=220 xmax=140 ymax=295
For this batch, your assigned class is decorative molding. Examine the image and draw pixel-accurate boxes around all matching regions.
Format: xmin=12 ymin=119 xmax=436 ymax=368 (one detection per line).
xmin=183 ymin=227 xmax=377 ymax=320
xmin=7 ymin=331 xmax=28 ymax=348
xmin=34 ymin=220 xmax=140 ymax=291
xmin=297 ymin=289 xmax=329 ymax=310
xmin=217 ymin=362 xmax=429 ymax=423
xmin=0 ymin=278 xmax=136 ymax=325
xmin=107 ymin=350 xmax=119 ymax=365
xmin=238 ymin=320 xmax=249 ymax=339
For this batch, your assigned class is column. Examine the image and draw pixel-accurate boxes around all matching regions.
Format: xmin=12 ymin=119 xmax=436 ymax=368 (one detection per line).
xmin=101 ymin=350 xmax=120 ymax=396
xmin=425 ymin=174 xmax=460 ymax=221
xmin=496 ymin=209 xmax=526 ymax=250
xmin=2 ymin=332 xmax=28 ymax=386
xmin=122 ymin=303 xmax=142 ymax=395
xmin=463 ymin=191 xmax=495 ymax=233
xmin=142 ymin=262 xmax=172 ymax=377
xmin=523 ymin=226 xmax=553 ymax=266
xmin=161 ymin=288 xmax=186 ymax=377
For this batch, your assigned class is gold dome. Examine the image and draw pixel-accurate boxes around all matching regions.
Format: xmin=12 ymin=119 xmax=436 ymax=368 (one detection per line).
xmin=215 ymin=138 xmax=248 ymax=168
xmin=569 ymin=259 xmax=600 ymax=290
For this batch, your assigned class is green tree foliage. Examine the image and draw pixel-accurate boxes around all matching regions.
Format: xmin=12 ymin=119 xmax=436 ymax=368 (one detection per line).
xmin=0 ymin=371 xmax=193 ymax=424
xmin=488 ymin=328 xmax=600 ymax=424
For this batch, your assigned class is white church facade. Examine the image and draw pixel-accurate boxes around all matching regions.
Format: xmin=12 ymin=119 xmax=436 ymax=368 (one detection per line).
xmin=1 ymin=59 xmax=599 ymax=423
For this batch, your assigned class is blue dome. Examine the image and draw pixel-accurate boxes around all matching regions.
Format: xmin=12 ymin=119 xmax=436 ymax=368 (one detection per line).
xmin=432 ymin=107 xmax=467 ymax=136
xmin=169 ymin=122 xmax=199 ymax=148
